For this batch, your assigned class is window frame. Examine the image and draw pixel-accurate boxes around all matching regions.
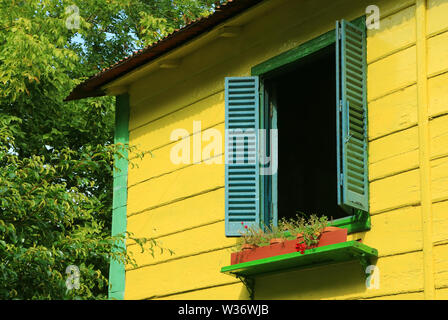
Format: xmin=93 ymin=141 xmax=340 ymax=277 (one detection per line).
xmin=250 ymin=16 xmax=370 ymax=234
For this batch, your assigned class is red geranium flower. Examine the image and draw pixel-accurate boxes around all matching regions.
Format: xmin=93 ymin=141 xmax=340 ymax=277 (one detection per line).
xmin=296 ymin=242 xmax=307 ymax=254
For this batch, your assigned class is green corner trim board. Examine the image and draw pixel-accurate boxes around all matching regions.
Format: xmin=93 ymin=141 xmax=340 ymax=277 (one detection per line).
xmin=109 ymin=94 xmax=130 ymax=300
xmin=221 ymin=241 xmax=378 ymax=279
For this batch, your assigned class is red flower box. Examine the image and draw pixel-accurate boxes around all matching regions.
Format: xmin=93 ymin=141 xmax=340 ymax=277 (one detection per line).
xmin=230 ymin=227 xmax=348 ymax=265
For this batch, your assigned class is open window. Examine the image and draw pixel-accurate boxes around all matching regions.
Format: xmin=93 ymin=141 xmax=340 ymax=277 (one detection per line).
xmin=224 ymin=18 xmax=369 ymax=236
xmin=262 ymin=43 xmax=348 ymax=224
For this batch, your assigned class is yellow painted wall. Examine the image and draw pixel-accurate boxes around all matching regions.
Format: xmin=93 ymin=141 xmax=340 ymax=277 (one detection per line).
xmin=120 ymin=0 xmax=448 ymax=299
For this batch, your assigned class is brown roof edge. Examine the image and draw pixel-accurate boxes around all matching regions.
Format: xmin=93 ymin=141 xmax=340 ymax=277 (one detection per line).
xmin=65 ymin=0 xmax=264 ymax=101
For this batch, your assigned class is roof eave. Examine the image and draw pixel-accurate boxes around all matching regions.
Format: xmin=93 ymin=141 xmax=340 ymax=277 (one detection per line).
xmin=65 ymin=0 xmax=264 ymax=102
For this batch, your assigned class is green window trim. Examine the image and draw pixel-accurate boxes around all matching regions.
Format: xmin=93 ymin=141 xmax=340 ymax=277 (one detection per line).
xmin=251 ymin=17 xmax=365 ymax=77
xmin=329 ymin=210 xmax=370 ymax=234
xmin=109 ymin=93 xmax=130 ymax=300
xmin=252 ymin=29 xmax=335 ymax=77
xmin=250 ymin=16 xmax=369 ymax=236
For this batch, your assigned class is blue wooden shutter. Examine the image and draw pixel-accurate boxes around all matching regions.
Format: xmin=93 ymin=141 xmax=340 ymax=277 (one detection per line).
xmin=336 ymin=19 xmax=369 ymax=213
xmin=225 ymin=77 xmax=260 ymax=236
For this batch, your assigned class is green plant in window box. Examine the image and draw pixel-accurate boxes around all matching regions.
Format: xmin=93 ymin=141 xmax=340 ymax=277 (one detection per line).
xmin=234 ymin=222 xmax=267 ymax=252
xmin=279 ymin=214 xmax=331 ymax=247
xmin=296 ymin=214 xmax=329 ymax=248
xmin=265 ymin=222 xmax=288 ymax=245
xmin=232 ymin=215 xmax=334 ymax=253
xmin=278 ymin=214 xmax=305 ymax=236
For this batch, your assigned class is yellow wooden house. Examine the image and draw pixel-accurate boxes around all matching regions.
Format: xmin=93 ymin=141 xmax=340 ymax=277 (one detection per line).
xmin=67 ymin=0 xmax=448 ymax=300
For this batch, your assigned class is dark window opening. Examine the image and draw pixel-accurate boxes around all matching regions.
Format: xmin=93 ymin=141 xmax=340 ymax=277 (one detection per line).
xmin=265 ymin=43 xmax=347 ymax=222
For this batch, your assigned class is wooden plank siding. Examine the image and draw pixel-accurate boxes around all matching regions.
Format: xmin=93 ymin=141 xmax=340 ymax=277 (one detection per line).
xmin=253 ymin=252 xmax=424 ymax=300
xmin=427 ymin=0 xmax=448 ymax=300
xmin=121 ymin=0 xmax=448 ymax=299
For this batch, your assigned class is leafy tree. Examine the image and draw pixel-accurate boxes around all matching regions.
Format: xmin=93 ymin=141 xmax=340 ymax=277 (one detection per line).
xmin=0 ymin=0 xmax=219 ymax=299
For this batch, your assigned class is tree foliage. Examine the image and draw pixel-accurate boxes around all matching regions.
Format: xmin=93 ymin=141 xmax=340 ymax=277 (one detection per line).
xmin=0 ymin=0 xmax=219 ymax=299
